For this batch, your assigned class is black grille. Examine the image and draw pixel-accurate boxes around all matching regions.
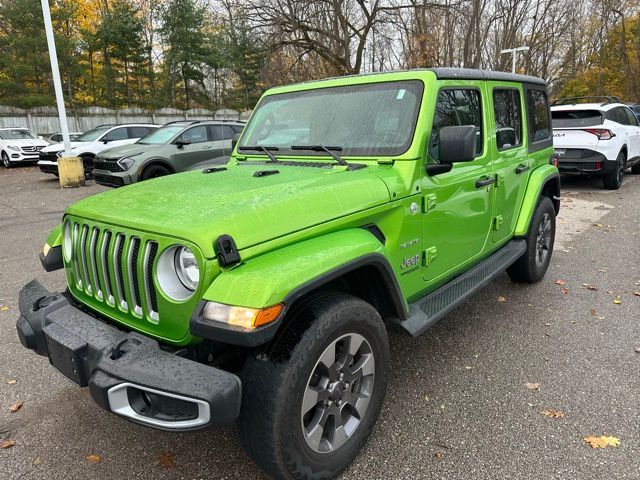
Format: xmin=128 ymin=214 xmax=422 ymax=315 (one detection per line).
xmin=39 ymin=152 xmax=58 ymax=162
xmin=130 ymin=238 xmax=142 ymax=307
xmin=116 ymin=237 xmax=126 ymax=299
xmin=147 ymin=242 xmax=158 ymax=312
xmin=93 ymin=160 xmax=124 ymax=172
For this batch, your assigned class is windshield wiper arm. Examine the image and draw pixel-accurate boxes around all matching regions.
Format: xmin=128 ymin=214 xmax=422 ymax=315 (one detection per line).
xmin=290 ymin=145 xmax=347 ymax=166
xmin=238 ymin=145 xmax=280 ymax=163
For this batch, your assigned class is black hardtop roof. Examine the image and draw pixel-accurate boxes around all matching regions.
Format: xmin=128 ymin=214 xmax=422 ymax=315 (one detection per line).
xmin=429 ymin=68 xmax=547 ymax=86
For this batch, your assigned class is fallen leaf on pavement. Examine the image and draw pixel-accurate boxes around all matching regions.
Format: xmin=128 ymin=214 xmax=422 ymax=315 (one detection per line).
xmin=0 ymin=440 xmax=16 ymax=449
xmin=6 ymin=380 xmax=17 ymax=385
xmin=525 ymin=382 xmax=540 ymax=390
xmin=32 ymin=458 xmax=43 ymax=466
xmin=86 ymin=454 xmax=101 ymax=463
xmin=434 ymin=451 xmax=443 ymax=461
xmin=613 ymin=298 xmax=622 ymax=305
xmin=590 ymin=308 xmax=597 ymax=316
xmin=541 ymin=408 xmax=565 ymax=418
xmin=9 ymin=401 xmax=23 ymax=413
xmin=158 ymin=451 xmax=176 ymax=469
xmin=635 ymin=347 xmax=640 ymax=354
xmin=584 ymin=436 xmax=620 ymax=448
xmin=633 ymin=291 xmax=640 ymax=297
xmin=0 ymin=306 xmax=8 ymax=312
xmin=554 ymin=279 xmax=566 ymax=286
xmin=582 ymin=284 xmax=598 ymax=291
xmin=497 ymin=296 xmax=506 ymax=303
xmin=561 ymin=288 xmax=569 ymax=294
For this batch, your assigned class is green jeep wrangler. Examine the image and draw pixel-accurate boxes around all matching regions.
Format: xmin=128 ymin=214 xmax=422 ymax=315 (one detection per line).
xmin=17 ymin=69 xmax=559 ymax=480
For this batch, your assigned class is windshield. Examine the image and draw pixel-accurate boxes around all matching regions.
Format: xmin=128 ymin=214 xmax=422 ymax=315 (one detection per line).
xmin=0 ymin=129 xmax=38 ymax=140
xmin=239 ymin=80 xmax=424 ymax=157
xmin=552 ymin=110 xmax=603 ymax=128
xmin=137 ymin=125 xmax=186 ymax=145
xmin=75 ymin=126 xmax=113 ymax=142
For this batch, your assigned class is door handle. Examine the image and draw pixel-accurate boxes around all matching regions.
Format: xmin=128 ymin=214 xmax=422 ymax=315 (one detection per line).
xmin=203 ymin=145 xmax=212 ymax=149
xmin=515 ymin=164 xmax=530 ymax=174
xmin=475 ymin=176 xmax=496 ymax=188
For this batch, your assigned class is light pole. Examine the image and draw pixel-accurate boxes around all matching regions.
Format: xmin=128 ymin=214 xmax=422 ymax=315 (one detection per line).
xmin=501 ymin=46 xmax=530 ymax=74
xmin=40 ymin=0 xmax=72 ymax=156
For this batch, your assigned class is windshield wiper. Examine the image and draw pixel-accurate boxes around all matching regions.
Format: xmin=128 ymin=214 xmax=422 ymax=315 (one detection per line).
xmin=238 ymin=145 xmax=279 ymax=163
xmin=290 ymin=145 xmax=347 ymax=166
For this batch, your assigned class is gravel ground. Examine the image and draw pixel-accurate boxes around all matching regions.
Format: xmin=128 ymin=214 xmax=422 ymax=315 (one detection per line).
xmin=1 ymin=167 xmax=639 ymax=480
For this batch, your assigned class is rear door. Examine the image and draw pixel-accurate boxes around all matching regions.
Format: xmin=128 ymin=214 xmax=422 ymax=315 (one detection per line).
xmin=488 ymin=83 xmax=529 ymax=244
xmin=622 ymin=107 xmax=640 ymax=160
xmin=208 ymin=124 xmax=237 ymax=157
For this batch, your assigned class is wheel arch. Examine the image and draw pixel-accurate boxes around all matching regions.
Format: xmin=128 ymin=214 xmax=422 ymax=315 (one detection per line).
xmin=139 ymin=158 xmax=175 ymax=179
xmin=514 ymin=166 xmax=560 ymax=237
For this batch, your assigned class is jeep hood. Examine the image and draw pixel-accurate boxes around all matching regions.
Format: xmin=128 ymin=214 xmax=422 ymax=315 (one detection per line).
xmin=99 ymin=143 xmax=162 ymax=159
xmin=66 ymin=162 xmax=392 ymax=258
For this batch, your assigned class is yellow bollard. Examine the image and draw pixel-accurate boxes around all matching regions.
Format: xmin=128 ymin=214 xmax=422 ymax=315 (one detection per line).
xmin=58 ymin=156 xmax=85 ymax=188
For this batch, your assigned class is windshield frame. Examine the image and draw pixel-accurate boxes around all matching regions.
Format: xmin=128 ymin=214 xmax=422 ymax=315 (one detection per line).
xmin=238 ymin=79 xmax=425 ymax=158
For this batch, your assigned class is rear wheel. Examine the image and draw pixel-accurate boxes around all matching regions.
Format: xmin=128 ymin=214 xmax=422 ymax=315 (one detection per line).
xmin=238 ymin=292 xmax=389 ymax=480
xmin=81 ymin=155 xmax=95 ymax=179
xmin=602 ymin=151 xmax=625 ymax=190
xmin=2 ymin=152 xmax=12 ymax=168
xmin=507 ymin=196 xmax=556 ymax=283
xmin=140 ymin=164 xmax=170 ymax=181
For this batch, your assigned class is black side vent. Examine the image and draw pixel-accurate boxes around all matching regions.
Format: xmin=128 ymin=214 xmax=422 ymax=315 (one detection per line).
xmin=361 ymin=224 xmax=386 ymax=245
xmin=215 ymin=234 xmax=241 ymax=267
xmin=203 ymin=167 xmax=227 ymax=174
xmin=146 ymin=242 xmax=159 ymax=313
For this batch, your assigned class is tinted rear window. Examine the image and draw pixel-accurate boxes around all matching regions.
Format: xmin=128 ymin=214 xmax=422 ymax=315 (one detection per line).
xmin=551 ymin=110 xmax=603 ymax=128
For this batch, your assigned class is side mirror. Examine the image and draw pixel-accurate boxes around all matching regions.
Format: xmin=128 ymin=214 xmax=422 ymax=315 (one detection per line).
xmin=231 ymin=133 xmax=241 ymax=151
xmin=102 ymin=137 xmax=111 ymax=144
xmin=175 ymin=138 xmax=191 ymax=148
xmin=496 ymin=127 xmax=516 ymax=150
xmin=438 ymin=125 xmax=477 ymax=164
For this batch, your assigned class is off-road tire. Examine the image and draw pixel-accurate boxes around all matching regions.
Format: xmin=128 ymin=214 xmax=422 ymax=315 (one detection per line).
xmin=2 ymin=152 xmax=12 ymax=168
xmin=602 ymin=151 xmax=625 ymax=190
xmin=140 ymin=164 xmax=170 ymax=181
xmin=81 ymin=155 xmax=95 ymax=180
xmin=238 ymin=292 xmax=390 ymax=480
xmin=507 ymin=196 xmax=555 ymax=283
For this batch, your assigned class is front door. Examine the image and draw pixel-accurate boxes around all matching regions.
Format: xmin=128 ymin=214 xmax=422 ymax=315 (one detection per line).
xmin=421 ymin=86 xmax=495 ymax=283
xmin=172 ymin=125 xmax=214 ymax=171
xmin=488 ymin=84 xmax=530 ymax=244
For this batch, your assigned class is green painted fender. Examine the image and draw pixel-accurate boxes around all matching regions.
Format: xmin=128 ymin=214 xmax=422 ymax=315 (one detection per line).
xmin=46 ymin=224 xmax=63 ymax=248
xmin=202 ymin=228 xmax=393 ymax=309
xmin=514 ymin=165 xmax=560 ymax=236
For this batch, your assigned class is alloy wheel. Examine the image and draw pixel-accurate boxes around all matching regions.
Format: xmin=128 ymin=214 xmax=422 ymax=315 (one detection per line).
xmin=535 ymin=212 xmax=552 ymax=267
xmin=301 ymin=333 xmax=375 ymax=454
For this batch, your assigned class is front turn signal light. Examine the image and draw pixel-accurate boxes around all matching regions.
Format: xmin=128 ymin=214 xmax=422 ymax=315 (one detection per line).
xmin=202 ymin=302 xmax=283 ymax=329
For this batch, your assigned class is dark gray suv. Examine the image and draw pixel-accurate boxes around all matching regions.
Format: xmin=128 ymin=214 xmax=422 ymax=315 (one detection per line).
xmin=92 ymin=120 xmax=244 ymax=187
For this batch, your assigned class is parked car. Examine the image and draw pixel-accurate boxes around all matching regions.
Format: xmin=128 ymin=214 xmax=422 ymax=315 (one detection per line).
xmin=18 ymin=69 xmax=559 ymax=480
xmin=551 ymin=96 xmax=640 ymax=189
xmin=38 ymin=123 xmax=159 ymax=177
xmin=45 ymin=132 xmax=82 ymax=144
xmin=92 ymin=120 xmax=244 ymax=187
xmin=0 ymin=127 xmax=49 ymax=168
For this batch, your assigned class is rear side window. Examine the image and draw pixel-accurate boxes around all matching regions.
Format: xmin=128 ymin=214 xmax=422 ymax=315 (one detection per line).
xmin=526 ymin=90 xmax=551 ymax=142
xmin=209 ymin=125 xmax=237 ymax=141
xmin=551 ymin=110 xmax=603 ymax=128
xmin=429 ymin=89 xmax=483 ymax=162
xmin=493 ymin=89 xmax=522 ymax=150
xmin=624 ymin=107 xmax=639 ymax=126
xmin=606 ymin=107 xmax=628 ymax=125
xmin=128 ymin=126 xmax=153 ymax=138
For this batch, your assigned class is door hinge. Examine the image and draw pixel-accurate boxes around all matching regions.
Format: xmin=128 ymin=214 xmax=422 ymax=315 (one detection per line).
xmin=422 ymin=194 xmax=437 ymax=213
xmin=493 ymin=215 xmax=504 ymax=231
xmin=495 ymin=173 xmax=504 ymax=188
xmin=423 ymin=246 xmax=438 ymax=266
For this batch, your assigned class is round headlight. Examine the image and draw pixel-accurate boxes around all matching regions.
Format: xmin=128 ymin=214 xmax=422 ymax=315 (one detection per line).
xmin=174 ymin=246 xmax=199 ymax=291
xmin=63 ymin=221 xmax=72 ymax=261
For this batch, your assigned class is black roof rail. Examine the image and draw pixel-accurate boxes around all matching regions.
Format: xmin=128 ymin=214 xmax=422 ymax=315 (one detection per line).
xmin=552 ymin=96 xmax=622 ymax=106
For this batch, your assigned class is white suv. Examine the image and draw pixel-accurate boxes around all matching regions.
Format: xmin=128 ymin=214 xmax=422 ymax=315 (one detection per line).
xmin=551 ymin=97 xmax=640 ymax=189
xmin=0 ymin=127 xmax=49 ymax=168
xmin=38 ymin=123 xmax=159 ymax=177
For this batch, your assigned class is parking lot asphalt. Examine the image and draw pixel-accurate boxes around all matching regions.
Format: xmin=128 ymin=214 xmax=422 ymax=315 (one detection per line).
xmin=1 ymin=167 xmax=639 ymax=480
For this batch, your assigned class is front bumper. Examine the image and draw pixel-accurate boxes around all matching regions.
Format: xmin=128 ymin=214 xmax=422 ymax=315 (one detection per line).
xmin=92 ymin=168 xmax=134 ymax=187
xmin=16 ymin=280 xmax=242 ymax=431
xmin=7 ymin=151 xmax=39 ymax=163
xmin=38 ymin=160 xmax=59 ymax=175
xmin=555 ymin=149 xmax=615 ymax=175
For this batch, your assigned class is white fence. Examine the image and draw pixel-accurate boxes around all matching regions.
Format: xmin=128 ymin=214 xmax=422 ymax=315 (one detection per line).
xmin=0 ymin=105 xmax=252 ymax=135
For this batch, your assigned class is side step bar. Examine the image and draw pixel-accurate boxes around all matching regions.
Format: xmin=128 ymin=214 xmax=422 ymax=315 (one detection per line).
xmin=399 ymin=239 xmax=527 ymax=337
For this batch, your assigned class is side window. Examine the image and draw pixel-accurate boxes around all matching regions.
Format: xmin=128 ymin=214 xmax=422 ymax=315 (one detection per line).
xmin=181 ymin=126 xmax=209 ymax=144
xmin=231 ymin=125 xmax=244 ymax=134
xmin=623 ymin=107 xmax=638 ymax=126
xmin=526 ymin=89 xmax=551 ymax=142
xmin=493 ymin=89 xmax=522 ymax=150
xmin=606 ymin=108 xmax=625 ymax=124
xmin=429 ymin=89 xmax=483 ymax=162
xmin=128 ymin=126 xmax=152 ymax=138
xmin=209 ymin=125 xmax=238 ymax=141
xmin=106 ymin=127 xmax=128 ymax=141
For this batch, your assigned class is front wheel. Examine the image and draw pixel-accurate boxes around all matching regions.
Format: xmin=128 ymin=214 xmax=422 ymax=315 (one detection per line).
xmin=2 ymin=152 xmax=12 ymax=168
xmin=507 ymin=196 xmax=556 ymax=283
xmin=140 ymin=164 xmax=170 ymax=181
xmin=238 ymin=292 xmax=389 ymax=480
